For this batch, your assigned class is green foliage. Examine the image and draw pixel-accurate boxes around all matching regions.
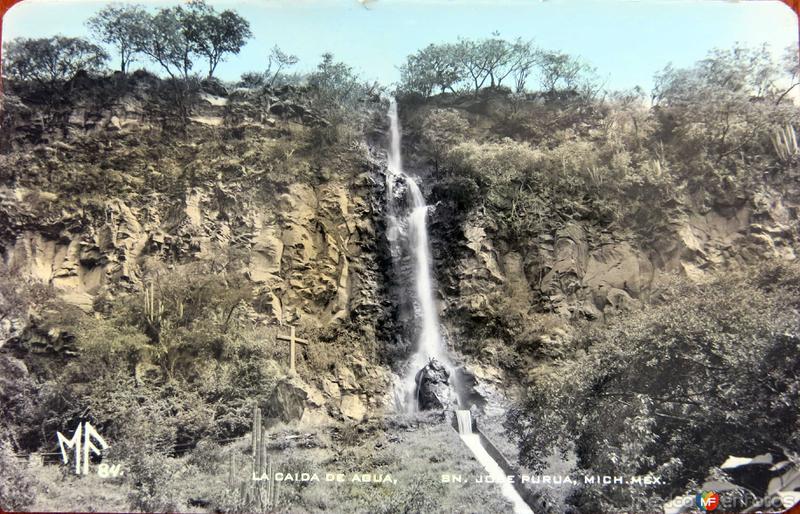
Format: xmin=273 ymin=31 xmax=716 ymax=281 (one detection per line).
xmin=653 ymin=44 xmax=799 ymax=191
xmin=398 ymin=35 xmax=591 ymax=97
xmin=420 ymin=108 xmax=469 ymax=171
xmin=122 ymin=266 xmax=254 ymax=379
xmin=399 ymin=43 xmax=463 ymax=98
xmin=181 ymin=0 xmax=253 ymax=78
xmin=86 ymin=4 xmax=149 ymax=73
xmin=307 ymin=53 xmax=377 ymax=122
xmin=0 ymin=441 xmax=36 ymax=511
xmin=134 ymin=7 xmax=195 ymax=80
xmin=537 ymin=50 xmax=593 ymax=94
xmin=506 ymin=263 xmax=800 ymax=512
xmin=2 ymin=36 xmax=108 ymax=86
xmin=127 ymin=452 xmax=184 ymax=512
xmin=304 ymin=53 xmax=381 ymax=152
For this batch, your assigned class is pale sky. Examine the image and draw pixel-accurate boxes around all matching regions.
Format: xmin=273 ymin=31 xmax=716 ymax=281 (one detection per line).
xmin=3 ymin=0 xmax=798 ymax=92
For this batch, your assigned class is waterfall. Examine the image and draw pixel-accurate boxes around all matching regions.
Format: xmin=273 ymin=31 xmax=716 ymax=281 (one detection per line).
xmin=455 ymin=411 xmax=534 ymax=514
xmin=386 ymin=99 xmax=447 ymax=412
xmin=386 ymin=101 xmax=535 ymax=514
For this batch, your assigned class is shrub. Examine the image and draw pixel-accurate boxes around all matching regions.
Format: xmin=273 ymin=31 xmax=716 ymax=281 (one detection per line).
xmin=127 ymin=452 xmax=184 ymax=512
xmin=0 ymin=441 xmax=36 ymax=511
xmin=506 ymin=263 xmax=800 ymax=512
xmin=420 ymin=108 xmax=469 ymax=172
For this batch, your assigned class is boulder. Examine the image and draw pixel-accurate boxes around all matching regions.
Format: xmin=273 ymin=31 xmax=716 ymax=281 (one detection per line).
xmin=340 ymin=394 xmax=367 ymax=421
xmin=414 ymin=358 xmax=457 ymax=411
xmin=263 ymin=376 xmax=326 ymax=424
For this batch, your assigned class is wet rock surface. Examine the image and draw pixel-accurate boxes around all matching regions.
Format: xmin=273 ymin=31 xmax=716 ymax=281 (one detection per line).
xmin=414 ymin=358 xmax=457 ymax=411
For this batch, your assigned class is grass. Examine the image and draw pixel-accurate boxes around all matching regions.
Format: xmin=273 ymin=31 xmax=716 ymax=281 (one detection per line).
xmin=20 ymin=414 xmax=514 ymax=513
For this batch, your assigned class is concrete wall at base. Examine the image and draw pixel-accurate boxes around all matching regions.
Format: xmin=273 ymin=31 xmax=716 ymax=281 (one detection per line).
xmin=450 ymin=414 xmax=551 ymax=513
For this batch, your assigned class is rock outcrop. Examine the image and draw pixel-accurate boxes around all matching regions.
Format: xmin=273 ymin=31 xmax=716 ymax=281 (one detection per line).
xmin=0 ymin=75 xmax=392 ymax=422
xmin=414 ymin=358 xmax=458 ymax=411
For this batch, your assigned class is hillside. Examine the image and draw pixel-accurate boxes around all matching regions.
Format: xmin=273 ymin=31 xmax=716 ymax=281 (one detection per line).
xmin=1 ymin=42 xmax=799 ymax=513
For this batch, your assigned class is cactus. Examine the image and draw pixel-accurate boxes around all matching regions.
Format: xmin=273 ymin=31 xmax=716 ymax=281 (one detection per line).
xmin=143 ymin=283 xmax=164 ymax=329
xmin=229 ymin=405 xmax=278 ymax=512
xmin=771 ymin=124 xmax=799 ymax=162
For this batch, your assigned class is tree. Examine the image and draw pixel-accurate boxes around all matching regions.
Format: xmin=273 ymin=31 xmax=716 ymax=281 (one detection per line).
xmin=265 ymin=45 xmax=299 ymax=86
xmin=307 ymin=52 xmax=363 ymax=114
xmin=134 ymin=7 xmax=194 ymax=80
xmin=537 ymin=50 xmax=588 ymax=93
xmin=182 ymin=0 xmax=252 ymax=78
xmin=653 ymin=44 xmax=792 ymax=164
xmin=510 ymin=39 xmax=540 ymax=93
xmin=476 ymin=34 xmax=516 ymax=88
xmin=86 ymin=4 xmax=149 ymax=73
xmin=454 ymin=38 xmax=491 ymax=93
xmin=399 ymin=43 xmax=462 ymax=97
xmin=778 ymin=44 xmax=800 ymax=104
xmin=2 ymin=36 xmax=108 ymax=85
xmin=505 ymin=264 xmax=800 ymax=512
xmin=454 ymin=34 xmax=522 ymax=93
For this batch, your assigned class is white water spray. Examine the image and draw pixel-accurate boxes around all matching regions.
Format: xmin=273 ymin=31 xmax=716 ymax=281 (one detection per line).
xmin=386 ymin=101 xmax=536 ymax=513
xmin=387 ymin=99 xmax=447 ymax=412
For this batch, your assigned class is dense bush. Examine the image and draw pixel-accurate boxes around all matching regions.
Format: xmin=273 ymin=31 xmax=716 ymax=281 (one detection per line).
xmin=653 ymin=44 xmax=799 ymax=199
xmin=2 ymin=36 xmax=108 ymax=86
xmin=127 ymin=452 xmax=184 ymax=512
xmin=0 ymin=441 xmax=36 ymax=511
xmin=506 ymin=262 xmax=800 ymax=512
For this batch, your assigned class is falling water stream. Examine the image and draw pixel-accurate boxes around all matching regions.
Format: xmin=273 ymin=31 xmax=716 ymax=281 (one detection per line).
xmin=386 ymin=99 xmax=448 ymax=412
xmin=386 ymin=99 xmax=534 ymax=514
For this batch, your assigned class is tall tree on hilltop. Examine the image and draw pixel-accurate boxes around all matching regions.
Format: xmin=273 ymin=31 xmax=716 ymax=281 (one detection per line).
xmin=182 ymin=0 xmax=252 ymax=78
xmin=86 ymin=4 xmax=149 ymax=74
xmin=134 ymin=6 xmax=194 ymax=80
xmin=3 ymin=36 xmax=108 ymax=86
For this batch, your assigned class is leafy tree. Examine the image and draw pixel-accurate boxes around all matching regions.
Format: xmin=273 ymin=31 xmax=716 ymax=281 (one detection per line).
xmin=653 ymin=44 xmax=795 ymax=169
xmin=182 ymin=0 xmax=252 ymax=78
xmin=537 ymin=49 xmax=590 ymax=93
xmin=778 ymin=44 xmax=800 ymax=104
xmin=474 ymin=34 xmax=517 ymax=89
xmin=506 ymin=264 xmax=800 ymax=512
xmin=266 ymin=45 xmax=299 ymax=86
xmin=399 ymin=43 xmax=462 ymax=97
xmin=454 ymin=34 xmax=526 ymax=93
xmin=2 ymin=36 xmax=108 ymax=85
xmin=134 ymin=7 xmax=194 ymax=80
xmin=86 ymin=4 xmax=149 ymax=73
xmin=307 ymin=52 xmax=378 ymax=120
xmin=454 ymin=38 xmax=491 ymax=93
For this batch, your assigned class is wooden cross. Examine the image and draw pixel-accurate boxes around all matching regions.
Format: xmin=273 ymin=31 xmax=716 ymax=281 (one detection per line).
xmin=277 ymin=325 xmax=308 ymax=374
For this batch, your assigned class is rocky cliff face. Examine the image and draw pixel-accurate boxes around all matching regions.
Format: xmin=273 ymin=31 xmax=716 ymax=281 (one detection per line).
xmin=2 ymin=77 xmax=798 ymax=426
xmin=392 ymin=96 xmax=800 ymax=389
xmin=0 ymin=75 xmax=395 ymax=424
